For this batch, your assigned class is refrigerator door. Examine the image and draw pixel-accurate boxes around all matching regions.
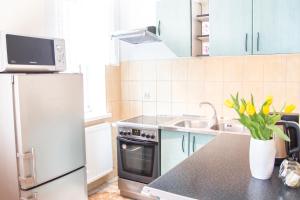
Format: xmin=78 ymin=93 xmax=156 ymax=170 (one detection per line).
xmin=20 ymin=167 xmax=88 ymax=200
xmin=14 ymin=74 xmax=86 ymax=190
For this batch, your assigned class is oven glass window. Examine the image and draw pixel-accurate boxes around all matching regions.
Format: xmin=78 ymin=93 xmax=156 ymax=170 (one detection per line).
xmin=120 ymin=141 xmax=154 ymax=177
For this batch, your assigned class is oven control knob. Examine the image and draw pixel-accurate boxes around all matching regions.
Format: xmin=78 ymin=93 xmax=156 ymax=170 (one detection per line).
xmin=119 ymin=131 xmax=124 ymax=135
xmin=123 ymin=132 xmax=127 ymax=136
xmin=141 ymin=133 xmax=146 ymax=137
xmin=127 ymin=131 xmax=131 ymax=135
xmin=146 ymin=134 xmax=150 ymax=139
xmin=151 ymin=135 xmax=155 ymax=139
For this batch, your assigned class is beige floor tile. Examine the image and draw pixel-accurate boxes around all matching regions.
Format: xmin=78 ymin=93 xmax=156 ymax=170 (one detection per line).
xmin=89 ymin=180 xmax=132 ymax=200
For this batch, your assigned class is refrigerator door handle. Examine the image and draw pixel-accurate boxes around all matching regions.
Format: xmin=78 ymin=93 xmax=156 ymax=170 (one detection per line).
xmin=18 ymin=148 xmax=37 ymax=188
xmin=20 ymin=192 xmax=38 ymax=200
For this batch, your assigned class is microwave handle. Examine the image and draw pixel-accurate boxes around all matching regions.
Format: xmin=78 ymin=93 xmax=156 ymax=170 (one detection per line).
xmin=285 ymin=121 xmax=300 ymax=155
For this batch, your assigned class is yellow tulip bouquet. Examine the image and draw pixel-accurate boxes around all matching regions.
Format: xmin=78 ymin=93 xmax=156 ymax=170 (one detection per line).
xmin=225 ymin=93 xmax=296 ymax=141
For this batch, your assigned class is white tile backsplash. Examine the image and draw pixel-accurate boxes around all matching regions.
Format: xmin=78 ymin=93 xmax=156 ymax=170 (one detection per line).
xmin=120 ymin=54 xmax=300 ymax=119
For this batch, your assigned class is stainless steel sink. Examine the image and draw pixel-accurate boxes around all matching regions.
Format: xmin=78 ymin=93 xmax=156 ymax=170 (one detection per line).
xmin=211 ymin=122 xmax=248 ymax=133
xmin=174 ymin=120 xmax=211 ymax=129
xmin=171 ymin=117 xmax=249 ymax=134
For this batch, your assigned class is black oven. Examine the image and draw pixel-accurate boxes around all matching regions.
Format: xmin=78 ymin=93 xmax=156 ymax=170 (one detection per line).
xmin=117 ymin=136 xmax=159 ymax=184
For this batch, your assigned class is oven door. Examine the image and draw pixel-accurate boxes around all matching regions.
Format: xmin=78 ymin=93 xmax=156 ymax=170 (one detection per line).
xmin=117 ymin=137 xmax=159 ymax=184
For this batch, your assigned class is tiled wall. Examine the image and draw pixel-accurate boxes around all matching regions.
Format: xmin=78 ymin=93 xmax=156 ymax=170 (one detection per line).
xmin=120 ymin=54 xmax=300 ymax=119
xmin=106 ymin=66 xmax=121 ymax=121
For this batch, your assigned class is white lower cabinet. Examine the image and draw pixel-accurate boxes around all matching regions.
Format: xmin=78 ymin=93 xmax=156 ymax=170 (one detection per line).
xmin=85 ymin=123 xmax=113 ymax=184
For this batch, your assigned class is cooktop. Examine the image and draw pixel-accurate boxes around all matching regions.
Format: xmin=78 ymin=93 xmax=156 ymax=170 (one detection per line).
xmin=118 ymin=115 xmax=177 ymax=128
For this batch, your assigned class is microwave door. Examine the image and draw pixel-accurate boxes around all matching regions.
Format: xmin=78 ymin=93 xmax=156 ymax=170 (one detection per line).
xmin=13 ymin=74 xmax=86 ymax=190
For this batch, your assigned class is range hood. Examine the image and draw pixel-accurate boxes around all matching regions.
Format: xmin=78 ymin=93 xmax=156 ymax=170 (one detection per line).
xmin=112 ymin=26 xmax=161 ymax=44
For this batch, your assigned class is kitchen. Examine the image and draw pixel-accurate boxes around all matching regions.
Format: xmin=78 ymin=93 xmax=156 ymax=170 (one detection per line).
xmin=1 ymin=0 xmax=300 ymax=200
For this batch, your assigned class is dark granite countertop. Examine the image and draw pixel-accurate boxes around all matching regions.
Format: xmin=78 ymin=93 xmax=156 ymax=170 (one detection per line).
xmin=145 ymin=133 xmax=300 ymax=200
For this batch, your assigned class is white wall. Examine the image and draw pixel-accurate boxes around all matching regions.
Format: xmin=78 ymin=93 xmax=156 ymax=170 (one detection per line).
xmin=0 ymin=0 xmax=59 ymax=37
xmin=118 ymin=0 xmax=177 ymax=61
xmin=119 ymin=0 xmax=158 ymax=30
xmin=120 ymin=42 xmax=176 ymax=61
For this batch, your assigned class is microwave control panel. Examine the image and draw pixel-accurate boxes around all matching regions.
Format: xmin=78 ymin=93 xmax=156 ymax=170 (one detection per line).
xmin=54 ymin=39 xmax=66 ymax=70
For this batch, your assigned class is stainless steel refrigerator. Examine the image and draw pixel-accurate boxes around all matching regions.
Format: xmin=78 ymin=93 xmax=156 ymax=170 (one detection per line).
xmin=0 ymin=73 xmax=88 ymax=200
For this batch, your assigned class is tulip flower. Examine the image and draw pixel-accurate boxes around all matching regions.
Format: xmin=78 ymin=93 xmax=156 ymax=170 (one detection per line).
xmin=239 ymin=104 xmax=245 ymax=114
xmin=262 ymin=105 xmax=270 ymax=115
xmin=224 ymin=99 xmax=234 ymax=108
xmin=266 ymin=96 xmax=273 ymax=105
xmin=225 ymin=93 xmax=293 ymax=142
xmin=246 ymin=102 xmax=256 ymax=116
xmin=285 ymin=104 xmax=296 ymax=114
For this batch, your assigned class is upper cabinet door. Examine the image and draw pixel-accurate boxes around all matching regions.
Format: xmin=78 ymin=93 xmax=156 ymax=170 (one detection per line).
xmin=253 ymin=0 xmax=300 ymax=54
xmin=156 ymin=0 xmax=191 ymax=57
xmin=210 ymin=0 xmax=253 ymax=56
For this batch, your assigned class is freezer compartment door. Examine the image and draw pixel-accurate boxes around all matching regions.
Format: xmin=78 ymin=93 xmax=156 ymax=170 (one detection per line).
xmin=14 ymin=74 xmax=86 ymax=189
xmin=20 ymin=167 xmax=88 ymax=200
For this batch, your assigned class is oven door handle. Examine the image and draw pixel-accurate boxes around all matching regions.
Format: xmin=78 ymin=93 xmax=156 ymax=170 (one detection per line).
xmin=125 ymin=147 xmax=142 ymax=152
xmin=118 ymin=137 xmax=156 ymax=146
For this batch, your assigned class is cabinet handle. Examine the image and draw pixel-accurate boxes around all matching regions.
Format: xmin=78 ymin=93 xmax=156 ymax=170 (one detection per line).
xmin=158 ymin=20 xmax=161 ymax=36
xmin=181 ymin=135 xmax=185 ymax=153
xmin=256 ymin=32 xmax=260 ymax=51
xmin=193 ymin=136 xmax=196 ymax=152
xmin=245 ymin=33 xmax=248 ymax=52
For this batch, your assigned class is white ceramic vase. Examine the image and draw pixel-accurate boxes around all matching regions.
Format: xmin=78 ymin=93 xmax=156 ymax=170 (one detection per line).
xmin=249 ymin=137 xmax=276 ymax=180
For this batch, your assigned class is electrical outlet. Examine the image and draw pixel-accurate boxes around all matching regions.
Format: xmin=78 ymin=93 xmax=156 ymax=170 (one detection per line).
xmin=144 ymin=92 xmax=151 ymax=99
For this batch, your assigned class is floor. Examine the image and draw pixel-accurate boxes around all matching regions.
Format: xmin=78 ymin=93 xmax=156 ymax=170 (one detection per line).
xmin=88 ymin=179 xmax=132 ymax=200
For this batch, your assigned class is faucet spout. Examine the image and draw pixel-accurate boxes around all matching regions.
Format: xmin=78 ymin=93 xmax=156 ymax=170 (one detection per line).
xmin=199 ymin=102 xmax=218 ymax=128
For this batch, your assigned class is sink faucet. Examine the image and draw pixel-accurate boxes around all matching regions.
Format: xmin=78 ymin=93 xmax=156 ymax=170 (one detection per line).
xmin=199 ymin=102 xmax=218 ymax=128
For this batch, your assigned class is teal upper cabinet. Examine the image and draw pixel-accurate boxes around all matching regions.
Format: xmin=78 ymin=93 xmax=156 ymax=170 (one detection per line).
xmin=210 ymin=0 xmax=300 ymax=56
xmin=156 ymin=0 xmax=191 ymax=57
xmin=210 ymin=0 xmax=253 ymax=56
xmin=160 ymin=130 xmax=189 ymax=175
xmin=253 ymin=0 xmax=300 ymax=54
xmin=189 ymin=133 xmax=215 ymax=154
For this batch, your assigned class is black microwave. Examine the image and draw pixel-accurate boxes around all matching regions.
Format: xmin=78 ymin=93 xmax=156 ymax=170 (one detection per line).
xmin=0 ymin=33 xmax=66 ymax=72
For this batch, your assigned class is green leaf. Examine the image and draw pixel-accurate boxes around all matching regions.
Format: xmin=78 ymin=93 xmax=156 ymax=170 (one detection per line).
xmin=256 ymin=114 xmax=265 ymax=126
xmin=241 ymin=98 xmax=247 ymax=106
xmin=279 ymin=102 xmax=286 ymax=113
xmin=249 ymin=127 xmax=258 ymax=139
xmin=248 ymin=119 xmax=265 ymax=140
xmin=239 ymin=116 xmax=257 ymax=139
xmin=269 ymin=114 xmax=281 ymax=125
xmin=236 ymin=92 xmax=239 ymax=102
xmin=262 ymin=127 xmax=272 ymax=140
xmin=231 ymin=94 xmax=239 ymax=107
xmin=251 ymin=94 xmax=255 ymax=106
xmin=266 ymin=124 xmax=290 ymax=142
